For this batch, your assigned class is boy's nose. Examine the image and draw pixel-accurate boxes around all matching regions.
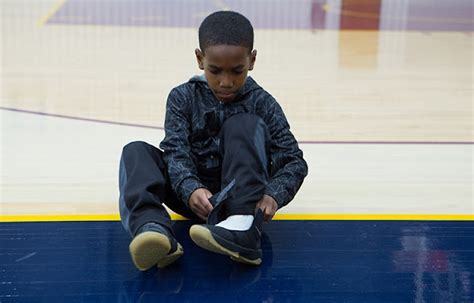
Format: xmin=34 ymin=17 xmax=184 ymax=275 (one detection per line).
xmin=219 ymin=75 xmax=233 ymax=88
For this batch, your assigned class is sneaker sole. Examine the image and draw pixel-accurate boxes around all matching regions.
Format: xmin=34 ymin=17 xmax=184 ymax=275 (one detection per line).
xmin=157 ymin=242 xmax=184 ymax=268
xmin=189 ymin=225 xmax=262 ymax=265
xmin=129 ymin=231 xmax=183 ymax=271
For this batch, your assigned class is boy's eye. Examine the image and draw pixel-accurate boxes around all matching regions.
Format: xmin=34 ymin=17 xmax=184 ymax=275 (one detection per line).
xmin=233 ymin=70 xmax=243 ymax=75
xmin=209 ymin=69 xmax=220 ymax=74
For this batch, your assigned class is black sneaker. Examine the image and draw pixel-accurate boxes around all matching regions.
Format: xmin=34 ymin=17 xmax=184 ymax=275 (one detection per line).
xmin=189 ymin=209 xmax=263 ymax=265
xmin=129 ymin=223 xmax=184 ymax=271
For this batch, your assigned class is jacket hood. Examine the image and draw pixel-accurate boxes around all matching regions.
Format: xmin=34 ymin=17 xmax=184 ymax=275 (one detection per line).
xmin=188 ymin=74 xmax=261 ymax=97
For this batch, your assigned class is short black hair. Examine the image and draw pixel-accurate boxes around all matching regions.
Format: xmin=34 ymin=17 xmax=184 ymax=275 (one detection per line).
xmin=198 ymin=11 xmax=254 ymax=53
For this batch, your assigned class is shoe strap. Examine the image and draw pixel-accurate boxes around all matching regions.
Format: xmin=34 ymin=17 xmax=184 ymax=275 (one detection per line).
xmin=207 ymin=179 xmax=236 ymax=225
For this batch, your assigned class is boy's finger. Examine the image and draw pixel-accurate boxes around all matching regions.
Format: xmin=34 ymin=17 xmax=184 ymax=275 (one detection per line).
xmin=191 ymin=202 xmax=207 ymax=218
xmin=203 ymin=200 xmax=214 ymax=213
xmin=194 ymin=205 xmax=208 ymax=220
xmin=196 ymin=212 xmax=207 ymax=221
xmin=264 ymin=212 xmax=271 ymax=222
xmin=194 ymin=198 xmax=212 ymax=216
xmin=265 ymin=208 xmax=274 ymax=222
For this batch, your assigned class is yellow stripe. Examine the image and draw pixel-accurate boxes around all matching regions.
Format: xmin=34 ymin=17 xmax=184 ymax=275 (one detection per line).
xmin=273 ymin=214 xmax=474 ymax=221
xmin=38 ymin=0 xmax=67 ymax=26
xmin=0 ymin=214 xmax=189 ymax=222
xmin=0 ymin=213 xmax=472 ymax=222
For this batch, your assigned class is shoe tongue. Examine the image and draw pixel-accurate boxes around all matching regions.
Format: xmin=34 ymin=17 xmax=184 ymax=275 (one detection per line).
xmin=207 ymin=198 xmax=227 ymax=225
xmin=207 ymin=179 xmax=237 ymax=224
xmin=254 ymin=209 xmax=264 ymax=225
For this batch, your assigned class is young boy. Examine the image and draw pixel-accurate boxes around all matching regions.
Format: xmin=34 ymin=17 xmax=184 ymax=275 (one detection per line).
xmin=119 ymin=11 xmax=307 ymax=270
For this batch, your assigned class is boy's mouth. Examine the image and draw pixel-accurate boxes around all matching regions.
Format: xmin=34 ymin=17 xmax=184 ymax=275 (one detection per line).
xmin=215 ymin=91 xmax=236 ymax=102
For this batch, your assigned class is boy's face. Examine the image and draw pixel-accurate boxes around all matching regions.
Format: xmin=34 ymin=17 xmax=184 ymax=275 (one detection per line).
xmin=195 ymin=45 xmax=257 ymax=103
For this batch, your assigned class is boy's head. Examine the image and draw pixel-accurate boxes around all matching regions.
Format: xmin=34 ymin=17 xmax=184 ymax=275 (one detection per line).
xmin=195 ymin=11 xmax=257 ymax=103
xmin=198 ymin=11 xmax=254 ymax=52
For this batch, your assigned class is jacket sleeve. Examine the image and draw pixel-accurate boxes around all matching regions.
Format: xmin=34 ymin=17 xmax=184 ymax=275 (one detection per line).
xmin=159 ymin=88 xmax=205 ymax=205
xmin=263 ymin=98 xmax=308 ymax=208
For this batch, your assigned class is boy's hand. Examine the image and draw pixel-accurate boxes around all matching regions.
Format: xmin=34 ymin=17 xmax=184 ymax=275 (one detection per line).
xmin=256 ymin=195 xmax=278 ymax=222
xmin=189 ymin=188 xmax=214 ymax=220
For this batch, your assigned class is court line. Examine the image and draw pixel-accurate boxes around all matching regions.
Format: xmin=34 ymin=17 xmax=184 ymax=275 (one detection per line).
xmin=0 ymin=106 xmax=163 ymax=130
xmin=38 ymin=0 xmax=67 ymax=27
xmin=298 ymin=141 xmax=473 ymax=145
xmin=0 ymin=214 xmax=472 ymax=222
xmin=1 ymin=107 xmax=472 ymax=145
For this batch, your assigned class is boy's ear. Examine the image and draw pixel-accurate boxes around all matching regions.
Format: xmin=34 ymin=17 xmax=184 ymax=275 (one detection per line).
xmin=195 ymin=48 xmax=204 ymax=70
xmin=248 ymin=49 xmax=257 ymax=71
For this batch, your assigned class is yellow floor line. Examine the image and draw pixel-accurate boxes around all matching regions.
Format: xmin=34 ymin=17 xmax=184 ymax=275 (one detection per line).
xmin=38 ymin=0 xmax=67 ymax=26
xmin=0 ymin=213 xmax=472 ymax=222
xmin=275 ymin=214 xmax=474 ymax=221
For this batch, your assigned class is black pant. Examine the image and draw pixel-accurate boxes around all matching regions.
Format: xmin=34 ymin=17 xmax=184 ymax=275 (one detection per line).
xmin=119 ymin=113 xmax=270 ymax=237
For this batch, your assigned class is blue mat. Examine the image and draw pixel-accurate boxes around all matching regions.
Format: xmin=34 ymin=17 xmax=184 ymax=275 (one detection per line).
xmin=1 ymin=220 xmax=473 ymax=302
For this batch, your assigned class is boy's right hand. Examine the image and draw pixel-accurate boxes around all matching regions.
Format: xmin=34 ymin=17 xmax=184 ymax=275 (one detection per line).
xmin=189 ymin=188 xmax=214 ymax=220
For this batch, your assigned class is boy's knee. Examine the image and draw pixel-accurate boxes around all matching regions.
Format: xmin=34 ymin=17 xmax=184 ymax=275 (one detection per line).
xmin=220 ymin=114 xmax=271 ymax=161
xmin=224 ymin=113 xmax=261 ymax=125
xmin=121 ymin=141 xmax=164 ymax=167
xmin=122 ymin=141 xmax=150 ymax=155
xmin=222 ymin=113 xmax=267 ymax=134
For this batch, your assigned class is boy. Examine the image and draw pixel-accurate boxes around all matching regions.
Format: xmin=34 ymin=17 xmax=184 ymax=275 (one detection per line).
xmin=119 ymin=11 xmax=307 ymax=270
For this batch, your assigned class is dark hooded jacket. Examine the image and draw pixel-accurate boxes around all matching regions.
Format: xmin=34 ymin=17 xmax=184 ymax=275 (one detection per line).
xmin=159 ymin=75 xmax=308 ymax=209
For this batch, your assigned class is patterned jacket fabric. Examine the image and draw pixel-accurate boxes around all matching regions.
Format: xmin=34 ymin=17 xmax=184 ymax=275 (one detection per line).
xmin=159 ymin=75 xmax=308 ymax=209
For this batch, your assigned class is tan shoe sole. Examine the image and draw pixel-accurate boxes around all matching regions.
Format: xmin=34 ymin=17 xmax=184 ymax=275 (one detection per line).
xmin=129 ymin=231 xmax=183 ymax=271
xmin=189 ymin=225 xmax=261 ymax=265
xmin=156 ymin=243 xmax=184 ymax=268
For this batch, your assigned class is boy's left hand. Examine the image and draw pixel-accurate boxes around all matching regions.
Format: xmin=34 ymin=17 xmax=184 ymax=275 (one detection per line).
xmin=256 ymin=195 xmax=278 ymax=222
